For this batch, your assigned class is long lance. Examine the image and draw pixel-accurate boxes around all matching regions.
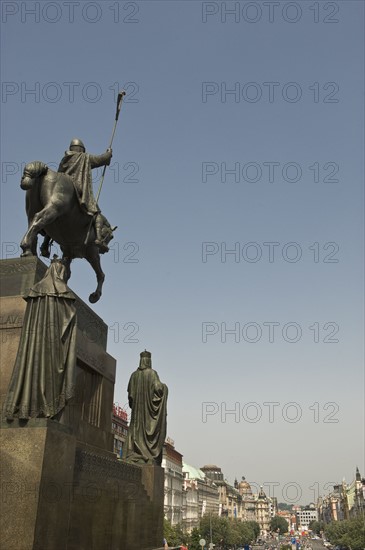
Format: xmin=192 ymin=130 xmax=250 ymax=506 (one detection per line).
xmin=85 ymin=90 xmax=126 ymax=245
xmin=95 ymin=90 xmax=126 ymax=203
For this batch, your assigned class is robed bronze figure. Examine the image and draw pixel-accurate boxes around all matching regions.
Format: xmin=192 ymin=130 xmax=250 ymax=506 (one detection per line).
xmin=4 ymin=257 xmax=77 ymax=420
xmin=125 ymin=351 xmax=168 ymax=466
xmin=58 ymin=138 xmax=114 ymax=253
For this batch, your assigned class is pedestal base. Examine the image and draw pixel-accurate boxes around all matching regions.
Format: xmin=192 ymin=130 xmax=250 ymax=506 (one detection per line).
xmin=0 ymin=420 xmax=76 ymax=550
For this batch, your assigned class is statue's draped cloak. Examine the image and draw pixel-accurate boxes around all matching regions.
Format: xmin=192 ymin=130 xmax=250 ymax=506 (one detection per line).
xmin=58 ymin=150 xmax=111 ymax=215
xmin=125 ymin=358 xmax=168 ymax=465
xmin=4 ymin=260 xmax=77 ymax=420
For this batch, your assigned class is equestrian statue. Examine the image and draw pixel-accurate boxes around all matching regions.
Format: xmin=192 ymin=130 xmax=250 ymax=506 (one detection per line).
xmin=19 ymin=91 xmax=126 ymax=303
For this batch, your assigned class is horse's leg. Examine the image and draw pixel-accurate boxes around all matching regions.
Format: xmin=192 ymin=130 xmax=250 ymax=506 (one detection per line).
xmin=85 ymin=247 xmax=105 ymax=304
xmin=62 ymin=256 xmax=72 ymax=282
xmin=31 ymin=234 xmax=38 ymax=256
xmin=20 ymin=216 xmax=36 ymax=257
xmin=40 ymin=234 xmax=51 ymax=258
xmin=20 ymin=222 xmax=38 ymax=257
xmin=20 ymin=204 xmax=59 ymax=257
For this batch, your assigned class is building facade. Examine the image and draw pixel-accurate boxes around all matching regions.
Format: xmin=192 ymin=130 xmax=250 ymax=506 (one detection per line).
xmin=201 ymin=465 xmax=242 ymax=520
xmin=182 ymin=472 xmax=200 ymax=533
xmin=237 ymin=477 xmax=260 ymax=523
xmin=111 ymin=403 xmax=128 ymax=458
xmin=182 ymin=463 xmax=220 ymax=532
xmin=318 ymin=467 xmax=365 ymax=524
xmin=256 ymin=486 xmax=271 ymax=535
xmin=270 ymin=497 xmax=278 ymax=519
xmin=236 ymin=477 xmax=274 ymax=535
xmin=296 ymin=506 xmax=318 ymax=531
xmin=347 ymin=467 xmax=365 ymax=518
xmin=162 ymin=438 xmax=184 ymax=526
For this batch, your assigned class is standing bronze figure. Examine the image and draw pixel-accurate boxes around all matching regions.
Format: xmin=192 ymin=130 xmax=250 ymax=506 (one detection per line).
xmin=4 ymin=257 xmax=77 ymax=420
xmin=125 ymin=351 xmax=168 ymax=466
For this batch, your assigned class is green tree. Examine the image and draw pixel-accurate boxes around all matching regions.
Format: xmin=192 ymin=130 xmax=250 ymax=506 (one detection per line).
xmin=164 ymin=518 xmax=185 ymax=546
xmin=199 ymin=515 xmax=231 ymax=546
xmin=188 ymin=528 xmax=202 ymax=550
xmin=308 ymin=520 xmax=324 ymax=535
xmin=229 ymin=520 xmax=256 ymax=545
xmin=270 ymin=515 xmax=289 ymax=534
xmin=324 ymin=517 xmax=365 ymax=550
xmin=198 ymin=516 xmax=256 ymax=547
xmin=278 ymin=503 xmax=292 ymax=511
xmin=246 ymin=520 xmax=260 ymax=538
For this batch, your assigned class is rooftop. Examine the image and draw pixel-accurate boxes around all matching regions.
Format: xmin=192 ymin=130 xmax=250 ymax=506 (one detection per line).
xmin=182 ymin=462 xmax=206 ymax=481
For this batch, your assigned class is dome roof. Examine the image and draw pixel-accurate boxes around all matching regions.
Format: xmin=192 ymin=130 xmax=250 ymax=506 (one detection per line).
xmin=238 ymin=478 xmax=252 ymax=494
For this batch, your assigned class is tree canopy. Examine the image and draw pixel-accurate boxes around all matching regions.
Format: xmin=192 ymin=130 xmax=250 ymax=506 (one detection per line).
xmin=164 ymin=519 xmax=186 ymax=546
xmin=278 ymin=502 xmax=292 ymax=511
xmin=308 ymin=519 xmax=324 ymax=534
xmin=165 ymin=516 xmax=260 ymax=550
xmin=198 ymin=515 xmax=257 ymax=546
xmin=324 ymin=517 xmax=365 ymax=550
xmin=270 ymin=515 xmax=289 ymax=534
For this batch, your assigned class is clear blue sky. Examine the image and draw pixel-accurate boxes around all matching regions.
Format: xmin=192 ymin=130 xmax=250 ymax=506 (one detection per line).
xmin=1 ymin=0 xmax=364 ymax=504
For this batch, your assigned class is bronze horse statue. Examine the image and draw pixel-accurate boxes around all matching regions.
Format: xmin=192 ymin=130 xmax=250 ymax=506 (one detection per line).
xmin=20 ymin=161 xmax=115 ymax=303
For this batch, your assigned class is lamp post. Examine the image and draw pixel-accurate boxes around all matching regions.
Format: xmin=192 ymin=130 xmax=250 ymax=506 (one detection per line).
xmin=210 ymin=512 xmax=213 ymax=546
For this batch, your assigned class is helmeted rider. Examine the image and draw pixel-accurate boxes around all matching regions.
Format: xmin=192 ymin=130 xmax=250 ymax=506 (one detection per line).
xmin=58 ymin=138 xmax=113 ymax=252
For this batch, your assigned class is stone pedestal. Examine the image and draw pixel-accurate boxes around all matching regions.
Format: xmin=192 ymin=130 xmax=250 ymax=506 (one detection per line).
xmin=0 ymin=258 xmax=164 ymax=550
xmin=0 ymin=420 xmax=76 ymax=550
xmin=141 ymin=465 xmax=165 ymax=537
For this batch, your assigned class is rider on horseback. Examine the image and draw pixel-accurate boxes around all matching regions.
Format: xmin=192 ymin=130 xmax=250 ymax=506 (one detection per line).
xmin=58 ymin=138 xmax=114 ymax=253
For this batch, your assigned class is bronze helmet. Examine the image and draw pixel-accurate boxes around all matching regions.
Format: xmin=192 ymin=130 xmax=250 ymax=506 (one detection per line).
xmin=69 ymin=138 xmax=85 ymax=152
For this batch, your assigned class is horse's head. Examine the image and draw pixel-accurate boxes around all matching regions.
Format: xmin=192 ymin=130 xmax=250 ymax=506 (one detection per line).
xmin=21 ymin=161 xmax=48 ymax=190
